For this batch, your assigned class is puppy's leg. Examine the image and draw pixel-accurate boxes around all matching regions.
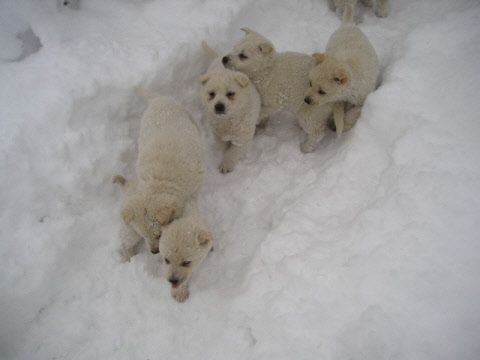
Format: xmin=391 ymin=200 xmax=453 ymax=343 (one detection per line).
xmin=301 ymin=133 xmax=325 ymax=153
xmin=375 ymin=0 xmax=388 ymax=17
xmin=343 ymin=105 xmax=362 ymax=132
xmin=172 ymin=282 xmax=190 ymax=303
xmin=121 ymin=225 xmax=142 ymax=262
xmin=213 ymin=132 xmax=228 ymax=153
xmin=257 ymin=106 xmax=274 ymax=129
xmin=219 ymin=140 xmax=252 ymax=173
xmin=333 ymin=102 xmax=346 ymax=137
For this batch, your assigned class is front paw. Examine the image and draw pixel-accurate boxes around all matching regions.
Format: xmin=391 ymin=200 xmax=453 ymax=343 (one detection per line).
xmin=172 ymin=287 xmax=190 ymax=303
xmin=219 ymin=160 xmax=235 ymax=174
xmin=301 ymin=139 xmax=317 ymax=153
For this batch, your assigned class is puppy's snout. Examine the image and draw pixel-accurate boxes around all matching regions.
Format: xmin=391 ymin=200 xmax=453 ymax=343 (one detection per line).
xmin=215 ymin=102 xmax=225 ymax=114
xmin=169 ymin=278 xmax=179 ymax=285
xmin=304 ymin=97 xmax=312 ymax=105
xmin=222 ymin=56 xmax=229 ymax=64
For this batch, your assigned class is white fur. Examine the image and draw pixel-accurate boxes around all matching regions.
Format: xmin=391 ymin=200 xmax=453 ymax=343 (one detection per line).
xmin=113 ymin=91 xmax=205 ymax=260
xmin=302 ymin=0 xmax=379 ymax=152
xmin=200 ymin=42 xmax=261 ymax=173
xmin=159 ymin=200 xmax=213 ymax=302
xmin=223 ymin=28 xmax=316 ymax=124
xmin=333 ymin=0 xmax=389 ymax=18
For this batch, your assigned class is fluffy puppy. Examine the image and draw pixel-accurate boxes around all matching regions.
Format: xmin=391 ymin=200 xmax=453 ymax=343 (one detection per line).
xmin=222 ymin=28 xmax=316 ymax=124
xmin=200 ymin=42 xmax=261 ymax=173
xmin=303 ymin=0 xmax=379 ymax=151
xmin=333 ymin=0 xmax=389 ymax=18
xmin=113 ymin=90 xmax=205 ymax=260
xmin=159 ymin=200 xmax=213 ymax=302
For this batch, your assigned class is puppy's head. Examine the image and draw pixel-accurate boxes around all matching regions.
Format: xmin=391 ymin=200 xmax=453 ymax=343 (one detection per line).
xmin=200 ymin=70 xmax=251 ymax=117
xmin=222 ymin=28 xmax=275 ymax=75
xmin=159 ymin=218 xmax=213 ymax=290
xmin=120 ymin=189 xmax=178 ymax=254
xmin=304 ymin=53 xmax=352 ymax=106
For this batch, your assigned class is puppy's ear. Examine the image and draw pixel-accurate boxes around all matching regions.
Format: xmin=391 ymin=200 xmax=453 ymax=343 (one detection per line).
xmin=259 ymin=42 xmax=274 ymax=55
xmin=312 ymin=53 xmax=325 ymax=65
xmin=333 ymin=67 xmax=350 ymax=85
xmin=112 ymin=174 xmax=127 ymax=186
xmin=121 ymin=206 xmax=135 ymax=225
xmin=240 ymin=27 xmax=255 ymax=35
xmin=156 ymin=206 xmax=176 ymax=225
xmin=199 ymin=74 xmax=210 ymax=86
xmin=234 ymin=73 xmax=250 ymax=87
xmin=197 ymin=230 xmax=213 ymax=247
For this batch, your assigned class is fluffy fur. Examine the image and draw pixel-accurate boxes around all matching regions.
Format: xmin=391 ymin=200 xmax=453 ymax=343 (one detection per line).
xmin=222 ymin=28 xmax=316 ymax=124
xmin=159 ymin=200 xmax=214 ymax=302
xmin=333 ymin=0 xmax=389 ymax=18
xmin=200 ymin=42 xmax=261 ymax=173
xmin=302 ymin=0 xmax=379 ymax=151
xmin=113 ymin=90 xmax=205 ymax=260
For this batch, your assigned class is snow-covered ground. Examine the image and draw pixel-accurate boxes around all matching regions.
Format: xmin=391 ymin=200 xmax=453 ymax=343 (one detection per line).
xmin=1 ymin=0 xmax=480 ymax=359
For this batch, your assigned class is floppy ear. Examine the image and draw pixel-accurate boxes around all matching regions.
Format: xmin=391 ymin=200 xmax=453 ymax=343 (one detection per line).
xmin=259 ymin=42 xmax=274 ymax=55
xmin=333 ymin=67 xmax=350 ymax=85
xmin=156 ymin=206 xmax=176 ymax=225
xmin=121 ymin=206 xmax=135 ymax=225
xmin=234 ymin=73 xmax=250 ymax=87
xmin=197 ymin=230 xmax=213 ymax=247
xmin=112 ymin=174 xmax=127 ymax=186
xmin=312 ymin=53 xmax=325 ymax=65
xmin=199 ymin=73 xmax=210 ymax=86
xmin=240 ymin=27 xmax=255 ymax=35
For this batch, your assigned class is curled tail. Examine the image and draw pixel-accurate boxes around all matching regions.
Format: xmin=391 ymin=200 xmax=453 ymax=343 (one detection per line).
xmin=343 ymin=0 xmax=355 ymax=24
xmin=201 ymin=41 xmax=219 ymax=61
xmin=135 ymin=86 xmax=157 ymax=101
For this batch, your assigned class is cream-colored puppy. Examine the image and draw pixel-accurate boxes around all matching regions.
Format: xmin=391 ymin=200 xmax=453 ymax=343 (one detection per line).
xmin=200 ymin=42 xmax=261 ymax=173
xmin=303 ymin=0 xmax=379 ymax=151
xmin=222 ymin=28 xmax=316 ymax=125
xmin=159 ymin=200 xmax=213 ymax=302
xmin=333 ymin=0 xmax=389 ymax=18
xmin=113 ymin=90 xmax=205 ymax=260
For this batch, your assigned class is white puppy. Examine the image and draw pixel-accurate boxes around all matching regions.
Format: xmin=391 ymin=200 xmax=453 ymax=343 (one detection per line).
xmin=333 ymin=0 xmax=389 ymax=18
xmin=222 ymin=28 xmax=316 ymax=125
xmin=200 ymin=42 xmax=261 ymax=173
xmin=159 ymin=200 xmax=213 ymax=302
xmin=303 ymin=0 xmax=379 ymax=151
xmin=113 ymin=90 xmax=205 ymax=260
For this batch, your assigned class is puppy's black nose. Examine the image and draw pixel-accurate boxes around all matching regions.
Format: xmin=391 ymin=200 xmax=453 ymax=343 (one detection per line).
xmin=169 ymin=278 xmax=179 ymax=285
xmin=215 ymin=103 xmax=225 ymax=114
xmin=222 ymin=56 xmax=229 ymax=64
xmin=151 ymin=249 xmax=159 ymax=254
xmin=304 ymin=97 xmax=312 ymax=105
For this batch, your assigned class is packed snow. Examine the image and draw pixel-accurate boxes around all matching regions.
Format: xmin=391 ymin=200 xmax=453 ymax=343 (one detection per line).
xmin=1 ymin=0 xmax=480 ymax=359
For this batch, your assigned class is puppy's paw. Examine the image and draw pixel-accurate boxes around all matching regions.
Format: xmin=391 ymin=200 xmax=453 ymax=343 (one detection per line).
xmin=301 ymin=140 xmax=317 ymax=153
xmin=219 ymin=161 xmax=235 ymax=174
xmin=172 ymin=287 xmax=190 ymax=303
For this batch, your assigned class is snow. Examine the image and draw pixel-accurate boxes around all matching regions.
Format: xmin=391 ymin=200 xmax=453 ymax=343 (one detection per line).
xmin=1 ymin=0 xmax=480 ymax=359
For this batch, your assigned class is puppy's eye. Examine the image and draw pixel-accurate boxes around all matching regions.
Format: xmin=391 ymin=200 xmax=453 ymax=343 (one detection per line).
xmin=309 ymin=81 xmax=312 ymax=87
xmin=318 ymin=89 xmax=326 ymax=95
xmin=181 ymin=261 xmax=191 ymax=267
xmin=209 ymin=91 xmax=216 ymax=99
xmin=226 ymin=92 xmax=235 ymax=99
xmin=164 ymin=258 xmax=170 ymax=264
xmin=239 ymin=53 xmax=248 ymax=60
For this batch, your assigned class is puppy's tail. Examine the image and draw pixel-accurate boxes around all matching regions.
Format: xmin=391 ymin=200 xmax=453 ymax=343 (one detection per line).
xmin=343 ymin=0 xmax=355 ymax=24
xmin=201 ymin=41 xmax=219 ymax=61
xmin=135 ymin=86 xmax=157 ymax=101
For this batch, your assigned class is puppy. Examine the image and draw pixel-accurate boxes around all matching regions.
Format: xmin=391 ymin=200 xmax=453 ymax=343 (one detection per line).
xmin=200 ymin=42 xmax=261 ymax=173
xmin=159 ymin=200 xmax=213 ymax=302
xmin=333 ymin=0 xmax=388 ymax=18
xmin=302 ymin=0 xmax=379 ymax=151
xmin=113 ymin=89 xmax=205 ymax=260
xmin=222 ymin=28 xmax=316 ymax=125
